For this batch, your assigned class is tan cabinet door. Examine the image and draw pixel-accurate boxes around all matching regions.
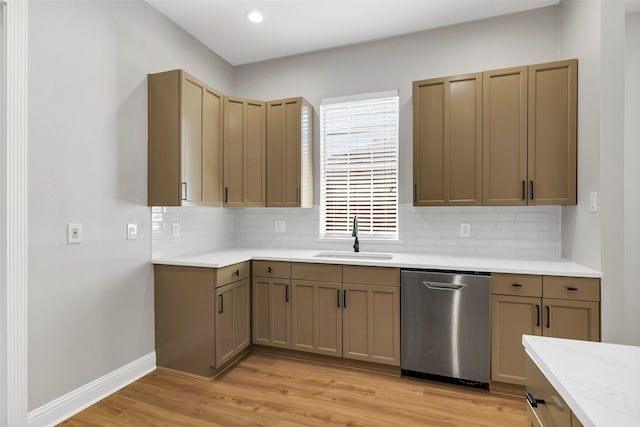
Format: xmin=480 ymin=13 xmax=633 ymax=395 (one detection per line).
xmin=291 ymin=280 xmax=342 ymax=357
xmin=526 ymin=404 xmax=544 ymax=427
xmin=148 ymin=70 xmax=223 ymax=207
xmin=343 ymin=283 xmax=400 ymax=366
xmin=267 ymin=98 xmax=301 ymax=207
xmin=542 ymin=298 xmax=600 ymax=342
xmin=483 ymin=66 xmax=528 ymax=205
xmin=491 ymin=294 xmax=542 ymax=385
xmin=202 ymin=87 xmax=224 ymax=205
xmin=233 ymin=279 xmax=251 ymax=353
xmin=528 ymin=59 xmax=577 ymax=205
xmin=252 ymin=277 xmax=291 ymax=348
xmin=215 ymin=283 xmax=235 ymax=367
xmin=413 ymin=73 xmax=482 ymax=206
xmin=223 ymin=97 xmax=266 ymax=207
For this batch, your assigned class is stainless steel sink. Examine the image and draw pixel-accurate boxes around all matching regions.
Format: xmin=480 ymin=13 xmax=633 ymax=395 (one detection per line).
xmin=313 ymin=251 xmax=394 ymax=260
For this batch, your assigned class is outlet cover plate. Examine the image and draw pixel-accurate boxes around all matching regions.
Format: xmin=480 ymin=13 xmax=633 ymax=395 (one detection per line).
xmin=275 ymin=220 xmax=286 ymax=233
xmin=67 ymin=223 xmax=82 ymax=244
xmin=460 ymin=223 xmax=471 ymax=238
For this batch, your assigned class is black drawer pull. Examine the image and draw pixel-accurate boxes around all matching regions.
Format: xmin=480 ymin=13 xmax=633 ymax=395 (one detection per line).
xmin=546 ymin=305 xmax=550 ymax=328
xmin=234 ymin=269 xmax=240 ymax=277
xmin=268 ymin=266 xmax=272 ymax=273
xmin=512 ymin=283 xmax=523 ymax=288
xmin=536 ymin=304 xmax=540 ymax=327
xmin=337 ymin=289 xmax=340 ymax=308
xmin=521 ymin=180 xmax=526 ymax=200
xmin=285 ymin=285 xmax=289 ymax=302
xmin=218 ymin=295 xmax=223 ymax=314
xmin=567 ymin=286 xmax=578 ymax=291
xmin=224 ymin=187 xmax=228 ymax=203
xmin=526 ymin=392 xmax=545 ymax=408
xmin=343 ymin=290 xmax=347 ymax=308
xmin=530 ymin=180 xmax=535 ymax=200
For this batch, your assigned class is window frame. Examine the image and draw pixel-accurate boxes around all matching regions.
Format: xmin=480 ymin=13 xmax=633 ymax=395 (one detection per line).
xmin=319 ymin=90 xmax=400 ymax=241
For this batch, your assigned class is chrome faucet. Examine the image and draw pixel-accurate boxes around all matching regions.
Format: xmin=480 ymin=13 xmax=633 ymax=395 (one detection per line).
xmin=352 ymin=215 xmax=359 ymax=253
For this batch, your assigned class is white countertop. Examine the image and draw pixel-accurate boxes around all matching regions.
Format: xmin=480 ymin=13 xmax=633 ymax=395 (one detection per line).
xmin=523 ymin=335 xmax=640 ymax=427
xmin=152 ymin=248 xmax=602 ymax=278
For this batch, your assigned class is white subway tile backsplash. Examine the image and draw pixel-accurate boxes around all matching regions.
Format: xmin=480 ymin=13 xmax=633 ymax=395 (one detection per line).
xmin=151 ymin=203 xmax=562 ymax=259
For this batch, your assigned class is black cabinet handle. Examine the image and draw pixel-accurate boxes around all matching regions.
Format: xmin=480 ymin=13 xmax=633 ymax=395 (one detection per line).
xmin=268 ymin=266 xmax=272 ymax=273
xmin=297 ymin=188 xmax=300 ymax=202
xmin=546 ymin=305 xmax=550 ymax=328
xmin=567 ymin=287 xmax=578 ymax=291
xmin=536 ymin=304 xmax=540 ymax=327
xmin=224 ymin=187 xmax=228 ymax=203
xmin=285 ymin=285 xmax=289 ymax=302
xmin=181 ymin=182 xmax=187 ymax=201
xmin=234 ymin=269 xmax=240 ymax=277
xmin=337 ymin=289 xmax=340 ymax=308
xmin=343 ymin=290 xmax=347 ymax=308
xmin=413 ymin=184 xmax=417 ymax=202
xmin=530 ymin=181 xmax=534 ymax=200
xmin=526 ymin=392 xmax=545 ymax=408
xmin=521 ymin=180 xmax=526 ymax=200
xmin=218 ymin=295 xmax=223 ymax=314
xmin=512 ymin=283 xmax=523 ymax=288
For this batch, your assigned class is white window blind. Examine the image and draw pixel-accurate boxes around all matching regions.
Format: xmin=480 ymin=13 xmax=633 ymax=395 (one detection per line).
xmin=320 ymin=91 xmax=399 ymax=240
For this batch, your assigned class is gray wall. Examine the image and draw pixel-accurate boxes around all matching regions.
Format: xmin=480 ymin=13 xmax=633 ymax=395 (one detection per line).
xmin=27 ymin=0 xmax=235 ymax=409
xmin=235 ymin=6 xmax=560 ymax=207
xmin=625 ymin=12 xmax=640 ymax=345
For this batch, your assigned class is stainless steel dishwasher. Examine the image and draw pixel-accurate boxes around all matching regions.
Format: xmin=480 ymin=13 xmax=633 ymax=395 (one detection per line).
xmin=401 ymin=269 xmax=491 ymax=384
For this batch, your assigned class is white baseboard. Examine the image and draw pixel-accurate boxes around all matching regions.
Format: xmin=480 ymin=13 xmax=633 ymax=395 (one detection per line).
xmin=27 ymin=352 xmax=156 ymax=427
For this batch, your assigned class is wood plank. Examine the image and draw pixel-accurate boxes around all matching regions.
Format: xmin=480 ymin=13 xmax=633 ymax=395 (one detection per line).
xmin=61 ymin=354 xmax=525 ymax=426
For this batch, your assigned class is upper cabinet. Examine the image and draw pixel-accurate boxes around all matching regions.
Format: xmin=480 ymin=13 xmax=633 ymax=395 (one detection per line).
xmin=148 ymin=70 xmax=223 ymax=207
xmin=528 ymin=60 xmax=577 ymax=205
xmin=413 ymin=73 xmax=483 ymax=206
xmin=482 ymin=66 xmax=528 ymax=205
xmin=266 ymin=97 xmax=314 ymax=208
xmin=223 ymin=96 xmax=267 ymax=207
xmin=414 ymin=59 xmax=578 ymax=207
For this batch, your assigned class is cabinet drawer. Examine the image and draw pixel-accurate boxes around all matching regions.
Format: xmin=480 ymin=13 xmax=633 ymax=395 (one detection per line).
xmin=343 ymin=265 xmax=399 ymax=287
xmin=543 ymin=276 xmax=600 ymax=301
xmin=526 ymin=354 xmax=572 ymax=427
xmin=291 ymin=262 xmax=342 ymax=283
xmin=252 ymin=260 xmax=291 ymax=278
xmin=492 ymin=273 xmax=542 ymax=297
xmin=216 ymin=261 xmax=250 ymax=288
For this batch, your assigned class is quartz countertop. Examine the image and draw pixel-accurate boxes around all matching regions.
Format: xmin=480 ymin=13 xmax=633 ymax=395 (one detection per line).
xmin=523 ymin=335 xmax=640 ymax=427
xmin=152 ymin=248 xmax=602 ymax=278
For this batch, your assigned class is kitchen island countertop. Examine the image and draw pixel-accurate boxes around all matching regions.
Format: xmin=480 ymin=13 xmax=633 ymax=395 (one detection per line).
xmin=523 ymin=335 xmax=640 ymax=427
xmin=152 ymin=248 xmax=602 ymax=278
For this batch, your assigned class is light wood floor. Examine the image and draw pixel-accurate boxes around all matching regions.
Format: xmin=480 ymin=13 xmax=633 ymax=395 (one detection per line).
xmin=61 ymin=354 xmax=526 ymax=426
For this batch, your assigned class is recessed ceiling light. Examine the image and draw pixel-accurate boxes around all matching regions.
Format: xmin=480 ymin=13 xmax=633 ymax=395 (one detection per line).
xmin=247 ymin=10 xmax=264 ymax=23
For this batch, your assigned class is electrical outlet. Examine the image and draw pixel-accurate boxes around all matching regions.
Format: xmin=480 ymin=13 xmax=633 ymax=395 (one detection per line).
xmin=275 ymin=220 xmax=286 ymax=233
xmin=127 ymin=223 xmax=138 ymax=240
xmin=460 ymin=223 xmax=471 ymax=238
xmin=67 ymin=223 xmax=82 ymax=244
xmin=172 ymin=223 xmax=180 ymax=237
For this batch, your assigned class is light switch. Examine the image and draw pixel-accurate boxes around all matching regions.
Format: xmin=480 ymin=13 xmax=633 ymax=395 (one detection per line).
xmin=67 ymin=223 xmax=82 ymax=244
xmin=127 ymin=223 xmax=138 ymax=240
xmin=590 ymin=192 xmax=598 ymax=213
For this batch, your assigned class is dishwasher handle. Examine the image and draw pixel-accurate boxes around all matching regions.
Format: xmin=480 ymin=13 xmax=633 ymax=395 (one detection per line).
xmin=422 ymin=281 xmax=467 ymax=291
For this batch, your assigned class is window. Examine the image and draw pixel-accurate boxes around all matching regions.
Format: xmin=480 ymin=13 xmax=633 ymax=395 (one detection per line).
xmin=320 ymin=91 xmax=399 ymax=240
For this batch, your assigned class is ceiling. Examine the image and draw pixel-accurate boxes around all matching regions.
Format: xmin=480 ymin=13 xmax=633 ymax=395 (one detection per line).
xmin=146 ymin=0 xmax=559 ymax=66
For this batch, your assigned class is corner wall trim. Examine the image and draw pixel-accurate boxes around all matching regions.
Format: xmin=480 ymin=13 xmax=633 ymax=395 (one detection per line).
xmin=27 ymin=352 xmax=156 ymax=427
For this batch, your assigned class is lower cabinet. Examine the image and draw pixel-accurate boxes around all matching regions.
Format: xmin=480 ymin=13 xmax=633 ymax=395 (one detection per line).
xmin=153 ymin=262 xmax=250 ymax=378
xmin=342 ymin=283 xmax=400 ymax=366
xmin=491 ymin=273 xmax=600 ymax=387
xmin=215 ymin=278 xmax=250 ymax=367
xmin=254 ymin=262 xmax=401 ymax=367
xmin=291 ymin=280 xmax=343 ymax=356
